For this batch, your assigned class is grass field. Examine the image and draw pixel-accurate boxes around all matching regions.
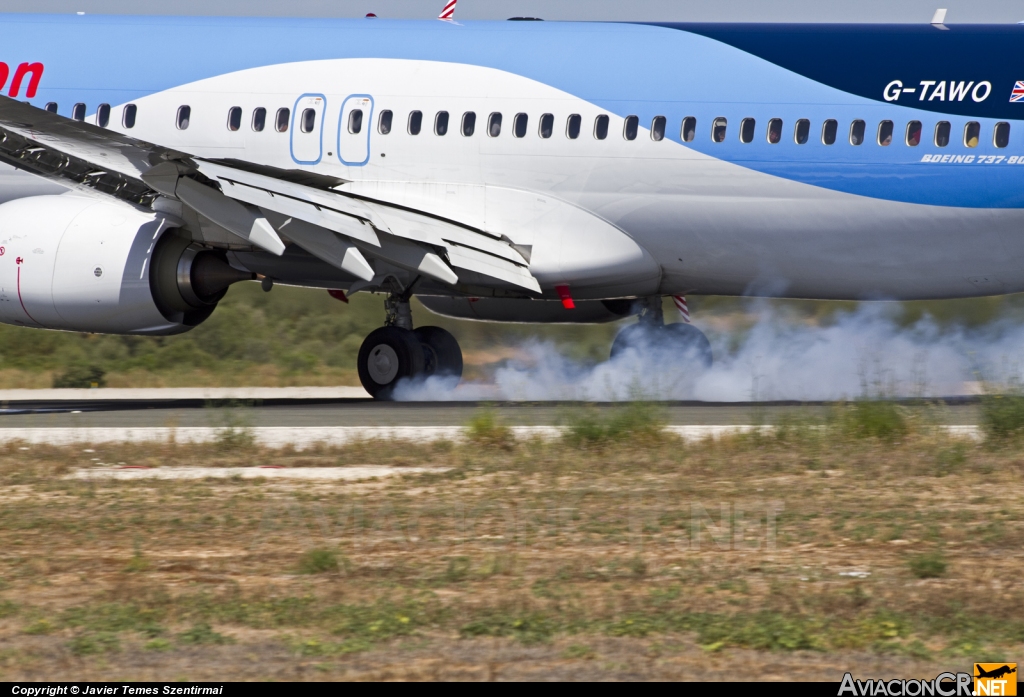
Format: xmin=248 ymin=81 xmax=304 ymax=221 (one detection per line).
xmin=0 ymin=405 xmax=1020 ymax=680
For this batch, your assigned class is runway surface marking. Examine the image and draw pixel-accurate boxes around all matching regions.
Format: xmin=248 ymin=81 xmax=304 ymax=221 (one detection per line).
xmin=1 ymin=424 xmax=983 ymax=447
xmin=66 ymin=465 xmax=448 ymax=481
xmin=0 ymin=386 xmax=370 ymax=401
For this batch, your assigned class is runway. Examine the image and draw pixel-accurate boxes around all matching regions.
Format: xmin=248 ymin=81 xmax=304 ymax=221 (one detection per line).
xmin=0 ymin=387 xmax=985 ymax=446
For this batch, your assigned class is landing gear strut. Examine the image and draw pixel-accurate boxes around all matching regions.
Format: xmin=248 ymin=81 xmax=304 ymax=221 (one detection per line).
xmin=357 ymin=293 xmax=464 ymax=400
xmin=609 ymin=296 xmax=713 ymax=367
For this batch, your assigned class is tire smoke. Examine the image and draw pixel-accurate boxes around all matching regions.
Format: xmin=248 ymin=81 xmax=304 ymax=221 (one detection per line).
xmin=393 ymin=303 xmax=1023 ymax=401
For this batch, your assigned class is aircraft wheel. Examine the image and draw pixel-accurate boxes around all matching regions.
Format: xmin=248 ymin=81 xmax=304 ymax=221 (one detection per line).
xmin=660 ymin=322 xmax=713 ymax=368
xmin=414 ymin=326 xmax=464 ymax=380
xmin=358 ymin=326 xmax=426 ymax=400
xmin=609 ymin=323 xmax=653 ymax=360
xmin=610 ymin=322 xmax=713 ymax=368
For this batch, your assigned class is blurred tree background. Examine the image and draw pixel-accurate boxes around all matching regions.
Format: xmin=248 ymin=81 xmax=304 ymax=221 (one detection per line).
xmin=0 ymin=280 xmax=1021 ymax=388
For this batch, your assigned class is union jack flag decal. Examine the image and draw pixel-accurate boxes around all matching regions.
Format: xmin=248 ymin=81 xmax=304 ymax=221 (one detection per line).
xmin=438 ymin=0 xmax=457 ymax=20
xmin=1010 ymin=81 xmax=1024 ymax=102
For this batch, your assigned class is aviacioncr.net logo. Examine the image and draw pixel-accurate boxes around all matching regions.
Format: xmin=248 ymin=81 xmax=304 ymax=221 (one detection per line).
xmin=839 ymin=672 xmax=973 ymax=697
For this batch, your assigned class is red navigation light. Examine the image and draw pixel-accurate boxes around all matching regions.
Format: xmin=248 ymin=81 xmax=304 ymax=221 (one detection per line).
xmin=555 ymin=284 xmax=575 ymax=309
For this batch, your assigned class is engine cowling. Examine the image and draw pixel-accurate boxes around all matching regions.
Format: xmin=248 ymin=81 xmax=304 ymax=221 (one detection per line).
xmin=0 ymin=195 xmax=251 ymax=335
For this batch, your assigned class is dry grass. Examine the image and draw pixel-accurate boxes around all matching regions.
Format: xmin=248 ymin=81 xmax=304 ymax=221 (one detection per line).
xmin=0 ymin=421 xmax=1021 ymax=680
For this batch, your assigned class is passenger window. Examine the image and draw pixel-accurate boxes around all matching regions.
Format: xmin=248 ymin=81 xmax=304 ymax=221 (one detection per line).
xmin=122 ymin=104 xmax=137 ymax=129
xmin=347 ymin=109 xmax=362 ymax=135
xmin=227 ymin=106 xmax=242 ymax=132
xmin=462 ymin=111 xmax=476 ymax=137
xmin=488 ymin=112 xmax=502 ymax=137
xmin=276 ymin=108 xmax=290 ymax=133
xmin=681 ymin=116 xmax=696 ymax=142
xmin=176 ymin=105 xmax=190 ymax=130
xmin=513 ymin=113 xmax=528 ymax=138
xmin=539 ymin=113 xmax=554 ymax=139
xmin=408 ymin=110 xmax=423 ymax=135
xmin=849 ymin=120 xmax=865 ymax=145
xmin=44 ymin=102 xmax=57 ymax=113
xmin=623 ymin=115 xmax=639 ymax=141
xmin=964 ymin=121 xmax=981 ymax=148
xmin=435 ymin=111 xmax=449 ymax=136
xmin=794 ymin=119 xmax=810 ymax=144
xmin=739 ymin=118 xmax=755 ymax=144
xmin=302 ymin=108 xmax=318 ymax=134
xmin=712 ymin=117 xmax=727 ymax=143
xmin=378 ymin=110 xmax=393 ymax=135
xmin=877 ymin=120 xmax=894 ymax=146
xmin=994 ymin=121 xmax=1011 ymax=148
xmin=905 ymin=121 xmax=922 ymax=146
xmin=767 ymin=118 xmax=782 ymax=144
xmin=934 ymin=121 xmax=950 ymax=147
xmin=72 ymin=103 xmax=86 ymax=122
xmin=96 ymin=103 xmax=110 ymax=128
xmin=822 ymin=119 xmax=838 ymax=145
xmin=594 ymin=114 xmax=609 ymax=140
xmin=651 ymin=115 xmax=667 ymax=141
xmin=252 ymin=107 xmax=266 ymax=132
xmin=566 ymin=114 xmax=581 ymax=139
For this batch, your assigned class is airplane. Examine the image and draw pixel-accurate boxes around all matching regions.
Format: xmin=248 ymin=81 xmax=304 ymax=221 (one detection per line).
xmin=976 ymin=665 xmax=1017 ymax=680
xmin=2 ymin=8 xmax=1024 ymax=398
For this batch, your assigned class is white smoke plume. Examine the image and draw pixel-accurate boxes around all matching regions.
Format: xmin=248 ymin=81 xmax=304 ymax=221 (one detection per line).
xmin=393 ymin=303 xmax=1024 ymax=402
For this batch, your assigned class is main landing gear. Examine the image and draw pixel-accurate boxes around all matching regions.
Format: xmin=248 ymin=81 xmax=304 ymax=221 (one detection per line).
xmin=357 ymin=293 xmax=463 ymax=400
xmin=609 ymin=297 xmax=713 ymax=367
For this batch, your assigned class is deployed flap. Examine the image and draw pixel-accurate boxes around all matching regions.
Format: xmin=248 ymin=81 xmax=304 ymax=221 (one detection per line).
xmin=196 ymin=159 xmax=538 ymax=293
xmin=267 ymin=213 xmax=375 ymax=282
xmin=195 ymin=160 xmax=384 ymax=244
xmin=172 ymin=177 xmax=286 ymax=256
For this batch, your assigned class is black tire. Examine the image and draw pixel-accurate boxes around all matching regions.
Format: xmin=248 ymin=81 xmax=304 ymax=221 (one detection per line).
xmin=414 ymin=326 xmax=464 ymax=380
xmin=609 ymin=323 xmax=658 ymax=360
xmin=609 ymin=322 xmax=713 ymax=368
xmin=357 ymin=327 xmax=426 ymax=400
xmin=660 ymin=322 xmax=714 ymax=368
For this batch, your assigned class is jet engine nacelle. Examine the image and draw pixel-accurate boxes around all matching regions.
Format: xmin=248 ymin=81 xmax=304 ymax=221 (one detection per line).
xmin=0 ymin=195 xmax=251 ymax=334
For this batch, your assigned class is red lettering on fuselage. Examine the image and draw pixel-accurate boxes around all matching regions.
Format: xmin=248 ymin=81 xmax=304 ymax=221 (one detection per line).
xmin=0 ymin=62 xmax=44 ymax=98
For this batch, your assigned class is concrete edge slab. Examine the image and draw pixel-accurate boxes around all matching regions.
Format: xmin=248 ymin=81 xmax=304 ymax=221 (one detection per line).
xmin=0 ymin=424 xmax=984 ymax=448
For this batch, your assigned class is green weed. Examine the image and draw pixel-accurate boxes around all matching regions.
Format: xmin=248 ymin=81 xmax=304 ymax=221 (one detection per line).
xmin=466 ymin=410 xmax=514 ymax=450
xmin=178 ymin=622 xmax=232 ymax=645
xmin=68 ymin=632 xmax=120 ymax=656
xmin=562 ymin=643 xmax=595 ymax=659
xmin=908 ymin=551 xmax=947 ymax=579
xmin=980 ymin=393 xmax=1024 ymax=443
xmin=297 ymin=548 xmax=339 ymax=575
xmin=563 ymin=402 xmax=666 ymax=447
xmin=461 ymin=611 xmax=556 ymax=645
xmin=23 ymin=619 xmax=53 ymax=635
xmin=837 ymin=400 xmax=908 ymax=441
xmin=52 ymin=365 xmax=106 ymax=389
xmin=934 ymin=444 xmax=968 ymax=476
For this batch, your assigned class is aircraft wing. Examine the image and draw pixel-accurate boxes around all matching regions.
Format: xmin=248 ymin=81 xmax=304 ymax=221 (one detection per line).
xmin=0 ymin=96 xmax=539 ymax=293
